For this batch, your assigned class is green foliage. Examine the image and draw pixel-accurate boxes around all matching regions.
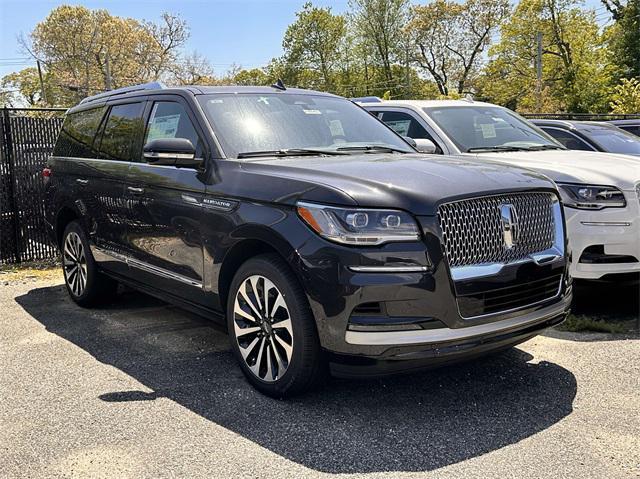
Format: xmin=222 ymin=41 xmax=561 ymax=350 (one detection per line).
xmin=610 ymin=77 xmax=640 ymax=113
xmin=282 ymin=2 xmax=346 ymax=90
xmin=349 ymin=0 xmax=410 ymax=95
xmin=479 ymin=0 xmax=615 ymax=113
xmin=602 ymin=0 xmax=640 ymax=79
xmin=0 ymin=0 xmax=633 ymax=113
xmin=558 ymin=314 xmax=627 ymax=333
xmin=408 ymin=0 xmax=510 ymax=96
xmin=2 ymin=6 xmax=202 ymax=106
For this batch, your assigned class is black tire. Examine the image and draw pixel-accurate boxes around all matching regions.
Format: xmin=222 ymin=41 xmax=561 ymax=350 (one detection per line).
xmin=227 ymin=254 xmax=326 ymax=397
xmin=61 ymin=221 xmax=118 ymax=307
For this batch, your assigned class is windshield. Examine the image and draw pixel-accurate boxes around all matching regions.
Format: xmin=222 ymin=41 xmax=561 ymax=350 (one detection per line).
xmin=588 ymin=127 xmax=640 ymax=155
xmin=424 ymin=105 xmax=562 ymax=152
xmin=198 ymin=93 xmax=414 ymax=158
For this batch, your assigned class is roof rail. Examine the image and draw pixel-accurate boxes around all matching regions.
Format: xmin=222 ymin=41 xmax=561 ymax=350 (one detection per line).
xmin=79 ymin=81 xmax=166 ymax=105
xmin=351 ymin=96 xmax=382 ymax=104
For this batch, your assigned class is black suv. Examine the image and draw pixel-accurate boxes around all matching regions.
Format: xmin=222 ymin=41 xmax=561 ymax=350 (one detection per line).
xmin=45 ymin=82 xmax=571 ymax=396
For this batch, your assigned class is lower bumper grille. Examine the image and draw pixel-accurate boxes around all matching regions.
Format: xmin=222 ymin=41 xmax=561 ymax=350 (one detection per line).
xmin=457 ymin=273 xmax=563 ymax=318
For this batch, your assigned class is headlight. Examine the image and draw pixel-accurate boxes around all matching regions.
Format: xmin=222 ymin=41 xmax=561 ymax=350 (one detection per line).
xmin=557 ymin=183 xmax=626 ymax=210
xmin=296 ymin=202 xmax=420 ymax=245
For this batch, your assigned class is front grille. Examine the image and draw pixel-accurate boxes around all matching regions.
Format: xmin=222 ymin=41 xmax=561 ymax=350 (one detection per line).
xmin=438 ymin=192 xmax=556 ymax=268
xmin=457 ymin=273 xmax=562 ymax=318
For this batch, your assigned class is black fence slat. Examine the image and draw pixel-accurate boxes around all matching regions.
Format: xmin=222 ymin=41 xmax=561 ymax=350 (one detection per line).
xmin=0 ymin=107 xmax=66 ymax=264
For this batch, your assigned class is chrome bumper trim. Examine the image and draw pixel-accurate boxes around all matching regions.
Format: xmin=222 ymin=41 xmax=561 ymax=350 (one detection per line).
xmin=348 ymin=265 xmax=428 ymax=273
xmin=344 ymin=294 xmax=570 ymax=346
xmin=580 ymin=221 xmax=631 ymax=227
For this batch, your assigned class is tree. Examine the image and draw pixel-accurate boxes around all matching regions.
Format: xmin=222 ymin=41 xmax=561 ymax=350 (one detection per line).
xmin=479 ymin=0 xmax=614 ymax=113
xmin=349 ymin=0 xmax=410 ymax=94
xmin=282 ymin=2 xmax=346 ymax=90
xmin=610 ymin=77 xmax=640 ymax=113
xmin=170 ymin=52 xmax=216 ymax=85
xmin=231 ymin=68 xmax=270 ymax=86
xmin=12 ymin=5 xmax=199 ymax=105
xmin=1 ymin=68 xmax=46 ymax=106
xmin=408 ymin=0 xmax=510 ymax=96
xmin=602 ymin=0 xmax=640 ymax=79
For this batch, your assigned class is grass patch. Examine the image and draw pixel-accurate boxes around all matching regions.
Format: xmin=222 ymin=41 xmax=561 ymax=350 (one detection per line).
xmin=0 ymin=260 xmax=62 ymax=283
xmin=558 ymin=314 xmax=628 ymax=334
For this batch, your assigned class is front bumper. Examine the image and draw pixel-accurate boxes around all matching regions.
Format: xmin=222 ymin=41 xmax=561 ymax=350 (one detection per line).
xmin=330 ymin=296 xmax=570 ymax=378
xmin=565 ymin=192 xmax=640 ymax=279
xmin=292 ymin=215 xmax=571 ymax=373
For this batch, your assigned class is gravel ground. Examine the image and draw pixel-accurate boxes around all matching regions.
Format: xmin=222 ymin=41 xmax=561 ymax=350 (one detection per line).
xmin=1 ymin=276 xmax=639 ymax=479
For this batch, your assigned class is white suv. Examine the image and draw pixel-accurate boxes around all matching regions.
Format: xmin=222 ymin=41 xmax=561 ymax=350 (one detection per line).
xmin=360 ymin=99 xmax=640 ymax=281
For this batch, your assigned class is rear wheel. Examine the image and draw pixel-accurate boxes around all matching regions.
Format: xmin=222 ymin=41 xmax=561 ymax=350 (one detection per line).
xmin=61 ymin=221 xmax=117 ymax=307
xmin=227 ymin=254 xmax=326 ymax=397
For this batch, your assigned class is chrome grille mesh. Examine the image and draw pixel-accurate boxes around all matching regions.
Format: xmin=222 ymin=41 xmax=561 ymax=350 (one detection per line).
xmin=438 ymin=192 xmax=556 ymax=268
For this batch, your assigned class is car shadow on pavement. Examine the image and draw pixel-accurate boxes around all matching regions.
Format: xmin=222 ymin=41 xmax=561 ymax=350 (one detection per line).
xmin=572 ymin=280 xmax=640 ymax=321
xmin=16 ymin=285 xmax=577 ymax=474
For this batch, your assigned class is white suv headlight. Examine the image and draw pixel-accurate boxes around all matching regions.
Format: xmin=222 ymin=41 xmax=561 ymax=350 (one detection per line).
xmin=557 ymin=183 xmax=626 ymax=210
xmin=297 ymin=202 xmax=420 ymax=245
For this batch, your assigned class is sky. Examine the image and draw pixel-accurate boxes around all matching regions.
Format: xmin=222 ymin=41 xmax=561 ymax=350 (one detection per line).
xmin=0 ymin=0 xmax=608 ymax=80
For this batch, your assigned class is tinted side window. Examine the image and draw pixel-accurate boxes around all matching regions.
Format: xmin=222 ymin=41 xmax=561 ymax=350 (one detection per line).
xmin=144 ymin=102 xmax=204 ymax=158
xmin=380 ymin=111 xmax=442 ymax=153
xmin=98 ymin=103 xmax=145 ymax=162
xmin=53 ymin=106 xmax=106 ymax=158
xmin=380 ymin=111 xmax=425 ymax=138
xmin=621 ymin=125 xmax=640 ymax=137
xmin=542 ymin=127 xmax=593 ymax=151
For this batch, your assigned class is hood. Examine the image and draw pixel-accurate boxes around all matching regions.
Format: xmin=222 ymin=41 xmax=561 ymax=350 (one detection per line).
xmin=233 ymin=153 xmax=556 ymax=216
xmin=471 ymin=150 xmax=640 ymax=190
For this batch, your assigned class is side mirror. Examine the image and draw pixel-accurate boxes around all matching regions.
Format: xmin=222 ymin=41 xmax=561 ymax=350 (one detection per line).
xmin=403 ymin=136 xmax=417 ymax=148
xmin=413 ymin=138 xmax=437 ymax=154
xmin=143 ymin=138 xmax=200 ymax=167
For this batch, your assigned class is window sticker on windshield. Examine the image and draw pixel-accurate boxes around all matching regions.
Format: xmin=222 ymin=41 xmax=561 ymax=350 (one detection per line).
xmin=385 ymin=119 xmax=411 ymax=137
xmin=329 ymin=120 xmax=345 ymax=137
xmin=209 ymin=99 xmax=224 ymax=104
xmin=480 ymin=123 xmax=497 ymax=138
xmin=303 ymin=109 xmax=322 ymax=115
xmin=147 ymin=114 xmax=180 ymax=140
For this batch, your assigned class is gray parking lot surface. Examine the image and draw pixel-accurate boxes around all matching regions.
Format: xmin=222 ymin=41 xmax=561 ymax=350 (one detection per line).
xmin=1 ymin=277 xmax=639 ymax=479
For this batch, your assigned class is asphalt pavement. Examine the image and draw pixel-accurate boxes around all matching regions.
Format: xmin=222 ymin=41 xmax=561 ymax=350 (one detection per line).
xmin=1 ymin=276 xmax=638 ymax=478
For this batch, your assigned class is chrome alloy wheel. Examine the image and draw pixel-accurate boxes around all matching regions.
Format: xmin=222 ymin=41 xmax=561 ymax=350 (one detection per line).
xmin=63 ymin=231 xmax=87 ymax=297
xmin=233 ymin=275 xmax=294 ymax=382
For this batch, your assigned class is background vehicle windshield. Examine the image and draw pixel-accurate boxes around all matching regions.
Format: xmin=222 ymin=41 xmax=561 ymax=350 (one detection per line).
xmin=588 ymin=127 xmax=640 ymax=155
xmin=198 ymin=93 xmax=414 ymax=158
xmin=424 ymin=105 xmax=560 ymax=152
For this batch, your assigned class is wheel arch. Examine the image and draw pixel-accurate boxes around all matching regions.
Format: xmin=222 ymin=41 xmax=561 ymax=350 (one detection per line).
xmin=55 ymin=205 xmax=81 ymax=248
xmin=217 ymin=225 xmax=303 ymax=313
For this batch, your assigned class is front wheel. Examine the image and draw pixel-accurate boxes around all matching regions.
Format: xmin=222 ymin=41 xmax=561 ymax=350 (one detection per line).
xmin=227 ymin=254 xmax=326 ymax=397
xmin=61 ymin=221 xmax=117 ymax=307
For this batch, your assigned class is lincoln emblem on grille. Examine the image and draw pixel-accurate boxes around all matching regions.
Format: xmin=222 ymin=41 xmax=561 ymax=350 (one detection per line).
xmin=499 ymin=204 xmax=519 ymax=249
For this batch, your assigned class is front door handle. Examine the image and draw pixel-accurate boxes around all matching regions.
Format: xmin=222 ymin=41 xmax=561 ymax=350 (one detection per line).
xmin=76 ymin=178 xmax=89 ymax=185
xmin=127 ymin=186 xmax=144 ymax=195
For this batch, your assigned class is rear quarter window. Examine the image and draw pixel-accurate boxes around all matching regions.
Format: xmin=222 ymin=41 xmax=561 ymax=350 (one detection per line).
xmin=98 ymin=103 xmax=145 ymax=162
xmin=53 ymin=106 xmax=106 ymax=158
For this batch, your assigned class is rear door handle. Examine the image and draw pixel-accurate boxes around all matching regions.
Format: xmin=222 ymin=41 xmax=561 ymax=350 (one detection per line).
xmin=127 ymin=186 xmax=144 ymax=195
xmin=76 ymin=178 xmax=89 ymax=185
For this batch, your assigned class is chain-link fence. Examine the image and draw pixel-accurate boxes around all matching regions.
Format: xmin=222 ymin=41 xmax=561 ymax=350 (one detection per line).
xmin=0 ymin=107 xmax=66 ymax=264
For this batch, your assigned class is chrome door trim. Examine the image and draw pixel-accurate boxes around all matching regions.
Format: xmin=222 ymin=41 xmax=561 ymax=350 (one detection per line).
xmin=95 ymin=246 xmax=203 ymax=288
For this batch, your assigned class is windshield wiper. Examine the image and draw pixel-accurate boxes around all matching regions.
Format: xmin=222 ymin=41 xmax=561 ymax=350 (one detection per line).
xmin=335 ymin=145 xmax=410 ymax=154
xmin=237 ymin=148 xmax=348 ymax=159
xmin=467 ymin=145 xmax=531 ymax=152
xmin=524 ymin=144 xmax=565 ymax=151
